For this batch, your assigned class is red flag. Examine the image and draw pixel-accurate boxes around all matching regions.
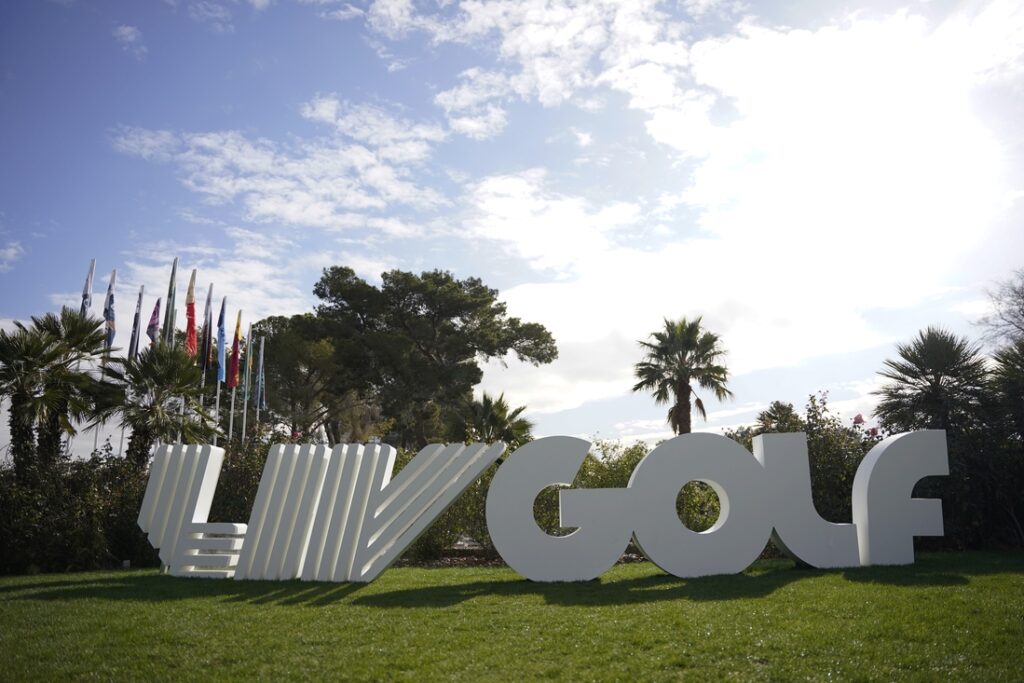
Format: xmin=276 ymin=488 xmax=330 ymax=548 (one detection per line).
xmin=185 ymin=270 xmax=198 ymax=356
xmin=227 ymin=310 xmax=242 ymax=389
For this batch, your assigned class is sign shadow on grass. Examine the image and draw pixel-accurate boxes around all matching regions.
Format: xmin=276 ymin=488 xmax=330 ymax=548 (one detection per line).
xmin=6 ymin=573 xmax=366 ymax=607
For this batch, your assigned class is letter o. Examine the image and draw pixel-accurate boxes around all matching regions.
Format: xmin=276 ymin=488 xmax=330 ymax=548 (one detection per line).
xmin=629 ymin=433 xmax=772 ymax=578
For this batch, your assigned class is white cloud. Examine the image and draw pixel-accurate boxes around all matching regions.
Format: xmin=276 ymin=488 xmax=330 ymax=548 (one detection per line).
xmin=317 ymin=4 xmax=364 ymax=21
xmin=366 ymin=0 xmax=424 ymax=38
xmin=385 ymin=1 xmax=687 ymax=129
xmin=434 ymin=69 xmax=522 ymax=138
xmin=571 ymin=128 xmax=592 ymax=147
xmin=112 ymin=25 xmax=148 ymax=60
xmin=464 ymin=169 xmax=640 ymax=273
xmin=0 ymin=242 xmax=24 ymax=272
xmin=112 ymin=119 xmax=446 ymax=231
xmin=188 ymin=1 xmax=234 ymax=33
xmin=301 ymin=96 xmax=447 ymax=162
xmin=448 ymin=105 xmax=508 ymax=139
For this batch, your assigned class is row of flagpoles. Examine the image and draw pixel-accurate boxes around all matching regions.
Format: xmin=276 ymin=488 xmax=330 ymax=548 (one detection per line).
xmin=78 ymin=257 xmax=268 ymax=451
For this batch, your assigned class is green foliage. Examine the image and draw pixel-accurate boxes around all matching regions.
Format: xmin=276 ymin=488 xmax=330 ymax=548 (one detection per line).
xmin=104 ymin=343 xmax=217 ymax=468
xmin=991 ymin=339 xmax=1024 ymax=438
xmin=455 ymin=392 xmax=534 ymax=450
xmin=872 ymin=327 xmax=1024 ymax=548
xmin=208 ymin=436 xmax=274 ymax=524
xmin=873 ymin=326 xmax=989 ymax=432
xmin=632 ymin=316 xmax=732 ymax=435
xmin=0 ymin=444 xmax=156 ymax=575
xmin=251 ymin=315 xmax=337 ymax=440
xmin=0 ymin=308 xmax=109 ymax=481
xmin=313 ymin=266 xmax=557 ymax=448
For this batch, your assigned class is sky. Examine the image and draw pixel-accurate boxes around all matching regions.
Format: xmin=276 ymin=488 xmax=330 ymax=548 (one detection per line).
xmin=1 ymin=0 xmax=1023 ymax=454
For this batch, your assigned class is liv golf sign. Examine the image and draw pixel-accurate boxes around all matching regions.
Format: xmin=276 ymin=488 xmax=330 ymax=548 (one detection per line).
xmin=138 ymin=431 xmax=948 ymax=583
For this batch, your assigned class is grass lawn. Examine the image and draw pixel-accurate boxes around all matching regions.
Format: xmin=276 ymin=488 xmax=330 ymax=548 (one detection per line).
xmin=1 ymin=551 xmax=1022 ymax=681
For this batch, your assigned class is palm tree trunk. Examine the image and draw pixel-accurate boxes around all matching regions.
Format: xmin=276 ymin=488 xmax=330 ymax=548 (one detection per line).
xmin=8 ymin=396 xmax=37 ymax=484
xmin=126 ymin=426 xmax=155 ymax=470
xmin=680 ymin=386 xmax=692 ymax=435
xmin=36 ymin=410 xmax=63 ymax=470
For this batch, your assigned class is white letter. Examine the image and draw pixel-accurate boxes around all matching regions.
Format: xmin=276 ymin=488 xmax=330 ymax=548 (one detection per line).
xmin=852 ymin=430 xmax=948 ymax=566
xmin=487 ymin=437 xmax=633 ymax=582
xmin=752 ymin=433 xmax=860 ymax=568
xmin=629 ymin=433 xmax=772 ymax=578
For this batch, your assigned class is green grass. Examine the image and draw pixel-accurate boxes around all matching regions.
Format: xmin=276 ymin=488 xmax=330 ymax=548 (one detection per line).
xmin=1 ymin=552 xmax=1022 ymax=681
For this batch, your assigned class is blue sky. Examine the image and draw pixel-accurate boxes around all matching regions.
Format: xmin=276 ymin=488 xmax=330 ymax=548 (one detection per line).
xmin=2 ymin=0 xmax=1023 ymax=451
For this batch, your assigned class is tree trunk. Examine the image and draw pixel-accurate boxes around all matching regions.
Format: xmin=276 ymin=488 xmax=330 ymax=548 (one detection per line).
xmin=126 ymin=427 xmax=155 ymax=470
xmin=679 ymin=384 xmax=693 ymax=435
xmin=36 ymin=409 xmax=64 ymax=470
xmin=8 ymin=396 xmax=37 ymax=485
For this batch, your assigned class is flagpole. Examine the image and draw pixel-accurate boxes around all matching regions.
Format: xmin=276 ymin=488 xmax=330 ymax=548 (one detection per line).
xmin=69 ymin=258 xmax=97 ymax=456
xmin=118 ymin=282 xmax=145 ymax=456
xmin=214 ymin=382 xmax=221 ymax=447
xmin=213 ymin=296 xmax=227 ymax=447
xmin=94 ymin=269 xmax=116 ymax=454
xmin=255 ymin=336 xmax=265 ymax=428
xmin=228 ymin=387 xmax=237 ymax=441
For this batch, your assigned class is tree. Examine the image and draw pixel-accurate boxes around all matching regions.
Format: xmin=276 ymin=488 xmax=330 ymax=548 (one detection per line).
xmin=754 ymin=400 xmax=806 ymax=434
xmin=632 ymin=317 xmax=733 ymax=435
xmin=24 ymin=309 xmax=110 ymax=463
xmin=253 ymin=315 xmax=339 ymax=441
xmin=0 ymin=309 xmax=107 ymax=480
xmin=105 ymin=344 xmax=217 ymax=468
xmin=459 ymin=392 xmax=534 ymax=449
xmin=979 ymin=267 xmax=1024 ymax=343
xmin=313 ymin=267 xmax=557 ymax=447
xmin=872 ymin=327 xmax=989 ymax=432
xmin=992 ymin=339 xmax=1024 ymax=439
xmin=0 ymin=328 xmax=58 ymax=481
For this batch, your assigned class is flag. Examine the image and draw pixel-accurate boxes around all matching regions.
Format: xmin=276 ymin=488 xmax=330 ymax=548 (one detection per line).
xmin=102 ymin=270 xmax=116 ymax=349
xmin=184 ymin=270 xmax=197 ymax=356
xmin=227 ymin=310 xmax=242 ymax=389
xmin=254 ymin=336 xmax=266 ymax=411
xmin=128 ymin=285 xmax=144 ymax=359
xmin=200 ymin=284 xmax=213 ymax=374
xmin=162 ymin=257 xmax=178 ymax=344
xmin=80 ymin=258 xmax=96 ymax=316
xmin=146 ymin=298 xmax=162 ymax=347
xmin=242 ymin=323 xmax=253 ymax=404
xmin=216 ymin=297 xmax=227 ymax=383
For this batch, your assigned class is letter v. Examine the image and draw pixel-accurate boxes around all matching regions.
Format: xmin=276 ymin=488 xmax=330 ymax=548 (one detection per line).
xmin=300 ymin=442 xmax=506 ymax=582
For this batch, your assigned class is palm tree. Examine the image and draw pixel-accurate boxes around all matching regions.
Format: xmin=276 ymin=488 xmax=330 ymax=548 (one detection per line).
xmin=463 ymin=392 xmax=533 ymax=449
xmin=632 ymin=317 xmax=733 ymax=435
xmin=992 ymin=338 xmax=1024 ymax=438
xmin=872 ymin=327 xmax=988 ymax=432
xmin=24 ymin=308 xmax=109 ymax=462
xmin=755 ymin=401 xmax=805 ymax=434
xmin=104 ymin=343 xmax=217 ymax=468
xmin=0 ymin=309 xmax=108 ymax=478
xmin=0 ymin=327 xmax=60 ymax=481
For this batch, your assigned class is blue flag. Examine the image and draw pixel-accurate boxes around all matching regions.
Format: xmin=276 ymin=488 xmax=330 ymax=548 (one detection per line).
xmin=217 ymin=296 xmax=227 ymax=383
xmin=80 ymin=258 xmax=96 ymax=316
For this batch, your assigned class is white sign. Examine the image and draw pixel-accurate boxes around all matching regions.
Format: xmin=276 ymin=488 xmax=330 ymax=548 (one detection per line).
xmin=139 ymin=430 xmax=947 ymax=583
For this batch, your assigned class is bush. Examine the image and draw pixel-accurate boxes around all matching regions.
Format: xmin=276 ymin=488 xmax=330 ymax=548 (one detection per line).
xmin=0 ymin=442 xmax=156 ymax=575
